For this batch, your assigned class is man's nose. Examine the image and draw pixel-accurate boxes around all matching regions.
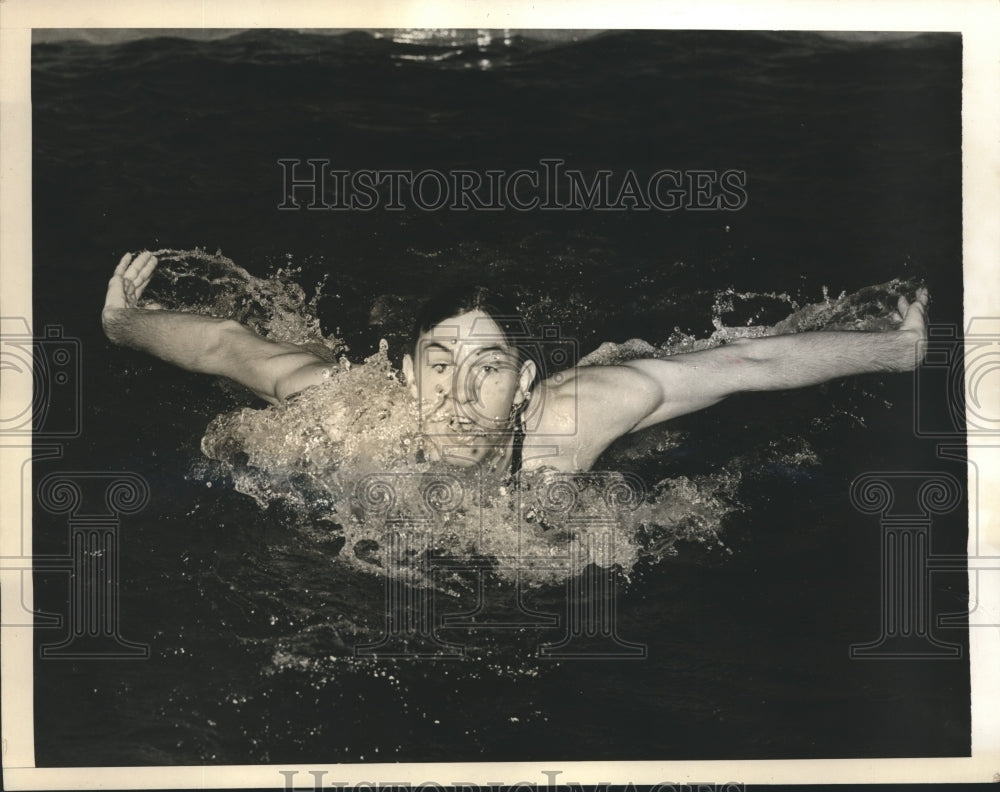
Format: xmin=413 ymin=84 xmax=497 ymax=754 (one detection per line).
xmin=432 ymin=375 xmax=460 ymax=401
xmin=452 ymin=369 xmax=476 ymax=404
xmin=440 ymin=364 xmax=477 ymax=406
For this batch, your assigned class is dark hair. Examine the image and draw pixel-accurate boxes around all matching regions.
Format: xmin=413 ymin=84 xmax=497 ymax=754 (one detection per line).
xmin=413 ymin=286 xmax=542 ymax=385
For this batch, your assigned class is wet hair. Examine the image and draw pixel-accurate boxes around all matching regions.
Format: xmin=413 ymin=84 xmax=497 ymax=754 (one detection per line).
xmin=412 ymin=286 xmax=542 ymax=388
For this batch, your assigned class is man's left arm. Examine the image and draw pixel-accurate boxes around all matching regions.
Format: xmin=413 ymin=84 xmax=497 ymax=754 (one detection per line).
xmin=621 ymin=288 xmax=928 ymax=432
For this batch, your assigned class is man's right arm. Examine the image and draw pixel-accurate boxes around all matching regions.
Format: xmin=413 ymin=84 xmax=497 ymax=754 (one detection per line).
xmin=102 ymin=252 xmax=333 ymax=404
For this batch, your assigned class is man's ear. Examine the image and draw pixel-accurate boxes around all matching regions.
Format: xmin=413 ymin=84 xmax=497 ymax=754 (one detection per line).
xmin=515 ymin=360 xmax=537 ymax=406
xmin=402 ymin=353 xmax=418 ymax=399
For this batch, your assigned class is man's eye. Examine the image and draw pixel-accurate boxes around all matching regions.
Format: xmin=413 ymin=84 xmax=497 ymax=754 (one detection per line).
xmin=429 ymin=363 xmax=449 ymax=374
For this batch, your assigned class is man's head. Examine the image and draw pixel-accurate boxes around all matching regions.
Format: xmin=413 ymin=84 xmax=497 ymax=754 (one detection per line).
xmin=402 ymin=287 xmax=538 ymax=468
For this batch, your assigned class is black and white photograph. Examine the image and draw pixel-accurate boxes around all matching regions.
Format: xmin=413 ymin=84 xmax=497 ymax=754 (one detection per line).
xmin=2 ymin=0 xmax=998 ymax=788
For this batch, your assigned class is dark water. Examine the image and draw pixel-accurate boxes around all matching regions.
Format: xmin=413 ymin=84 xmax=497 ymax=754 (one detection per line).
xmin=31 ymin=29 xmax=968 ymax=765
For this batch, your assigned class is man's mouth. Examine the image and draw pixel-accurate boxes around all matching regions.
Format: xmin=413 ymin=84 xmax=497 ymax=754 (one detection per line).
xmin=424 ymin=412 xmax=477 ymax=435
xmin=443 ymin=417 xmax=485 ymax=444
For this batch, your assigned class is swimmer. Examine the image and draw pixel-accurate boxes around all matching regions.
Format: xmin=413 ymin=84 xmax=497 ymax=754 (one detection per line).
xmin=102 ymin=251 xmax=929 ymax=474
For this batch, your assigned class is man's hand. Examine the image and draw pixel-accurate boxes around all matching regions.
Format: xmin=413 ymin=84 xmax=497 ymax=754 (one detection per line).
xmin=102 ymin=251 xmax=161 ymax=342
xmin=893 ymin=286 xmax=929 ymax=370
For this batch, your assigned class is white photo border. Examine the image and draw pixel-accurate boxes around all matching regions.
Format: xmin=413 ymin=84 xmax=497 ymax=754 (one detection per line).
xmin=2 ymin=0 xmax=998 ymax=787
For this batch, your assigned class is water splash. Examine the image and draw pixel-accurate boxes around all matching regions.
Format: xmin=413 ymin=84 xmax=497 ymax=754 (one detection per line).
xmin=196 ymin=338 xmax=741 ymax=586
xmin=144 ymin=247 xmax=346 ymax=358
xmin=578 ymin=278 xmax=917 ymax=365
xmin=149 ymin=251 xmax=918 ymax=586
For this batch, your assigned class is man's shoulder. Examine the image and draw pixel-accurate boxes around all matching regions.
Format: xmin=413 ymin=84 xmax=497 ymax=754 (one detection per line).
xmin=544 ymin=362 xmax=665 ymax=406
xmin=533 ymin=363 xmax=665 ymax=439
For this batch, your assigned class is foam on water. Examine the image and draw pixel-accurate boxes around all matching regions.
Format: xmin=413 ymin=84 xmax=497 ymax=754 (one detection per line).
xmin=198 ymin=350 xmax=703 ymax=587
xmin=147 ymin=249 xmax=918 ymax=587
xmin=196 ymin=342 xmax=742 ymax=586
xmin=145 ymin=247 xmax=346 ymax=359
xmin=577 ymin=280 xmax=911 ymax=365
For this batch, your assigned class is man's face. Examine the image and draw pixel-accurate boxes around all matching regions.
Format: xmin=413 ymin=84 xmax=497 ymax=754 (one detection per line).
xmin=403 ymin=309 xmax=534 ymax=467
